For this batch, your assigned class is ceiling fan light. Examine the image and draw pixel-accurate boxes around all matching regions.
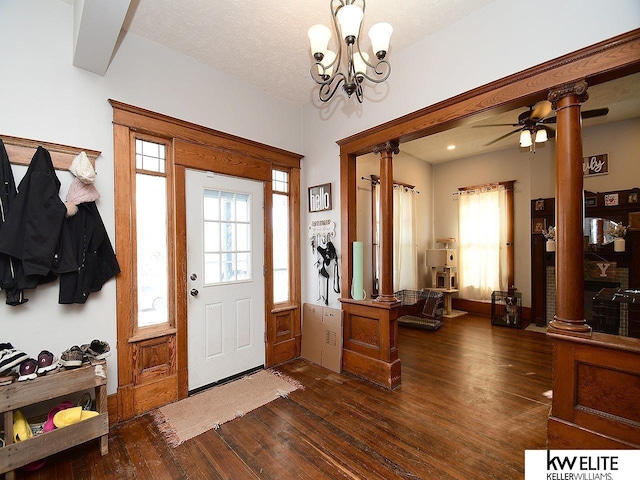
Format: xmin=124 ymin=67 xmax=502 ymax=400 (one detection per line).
xmin=368 ymin=22 xmax=393 ymax=59
xmin=336 ymin=4 xmax=363 ymax=43
xmin=308 ymin=24 xmax=332 ymax=59
xmin=535 ymin=128 xmax=548 ymax=143
xmin=519 ymin=130 xmax=532 ymax=148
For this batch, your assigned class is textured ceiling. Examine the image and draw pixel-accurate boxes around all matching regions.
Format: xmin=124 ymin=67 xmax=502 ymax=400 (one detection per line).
xmin=124 ymin=0 xmax=497 ymax=106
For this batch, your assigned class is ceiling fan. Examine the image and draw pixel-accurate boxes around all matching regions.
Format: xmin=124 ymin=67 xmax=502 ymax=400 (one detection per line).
xmin=474 ymin=101 xmax=609 ymax=149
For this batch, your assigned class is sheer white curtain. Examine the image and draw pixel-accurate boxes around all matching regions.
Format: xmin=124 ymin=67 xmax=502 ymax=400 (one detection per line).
xmin=458 ymin=186 xmax=508 ymax=300
xmin=393 ymin=185 xmax=417 ymax=291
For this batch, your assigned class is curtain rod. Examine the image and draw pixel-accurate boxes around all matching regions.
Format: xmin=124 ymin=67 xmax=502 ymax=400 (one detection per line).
xmin=362 ymin=174 xmax=419 ymax=193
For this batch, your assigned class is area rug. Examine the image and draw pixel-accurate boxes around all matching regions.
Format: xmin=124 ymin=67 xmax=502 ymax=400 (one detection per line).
xmin=525 ymin=323 xmax=548 ymax=333
xmin=152 ymin=369 xmax=303 ymax=447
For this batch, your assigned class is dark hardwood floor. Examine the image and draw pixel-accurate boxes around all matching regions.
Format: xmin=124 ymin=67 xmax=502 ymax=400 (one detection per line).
xmin=18 ymin=315 xmax=552 ymax=479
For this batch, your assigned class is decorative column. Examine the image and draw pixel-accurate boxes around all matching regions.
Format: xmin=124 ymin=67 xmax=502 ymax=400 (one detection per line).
xmin=547 ymin=81 xmax=591 ymax=336
xmin=374 ymin=140 xmax=400 ymax=303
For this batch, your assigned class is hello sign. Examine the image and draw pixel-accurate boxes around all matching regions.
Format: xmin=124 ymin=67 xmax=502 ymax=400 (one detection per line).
xmin=308 ymin=183 xmax=332 ymax=212
xmin=583 ymin=153 xmax=609 ymax=177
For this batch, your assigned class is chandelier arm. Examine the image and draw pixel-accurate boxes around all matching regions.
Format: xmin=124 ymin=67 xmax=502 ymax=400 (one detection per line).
xmin=318 ymin=73 xmax=347 ymax=102
xmin=359 ymin=60 xmax=391 ymax=84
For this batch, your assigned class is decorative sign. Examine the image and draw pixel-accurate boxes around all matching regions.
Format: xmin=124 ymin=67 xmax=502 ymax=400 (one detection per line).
xmin=585 ymin=197 xmax=597 ymax=207
xmin=308 ymin=219 xmax=336 ymax=237
xmin=583 ymin=153 xmax=608 ymax=177
xmin=584 ymin=261 xmax=617 ymax=280
xmin=308 ymin=183 xmax=332 ymax=212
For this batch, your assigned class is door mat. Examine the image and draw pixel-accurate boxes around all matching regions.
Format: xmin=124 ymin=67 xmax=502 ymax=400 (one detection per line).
xmin=151 ymin=369 xmax=303 ymax=447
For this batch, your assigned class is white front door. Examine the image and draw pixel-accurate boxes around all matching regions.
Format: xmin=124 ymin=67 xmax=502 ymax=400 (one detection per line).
xmin=185 ymin=169 xmax=265 ymax=391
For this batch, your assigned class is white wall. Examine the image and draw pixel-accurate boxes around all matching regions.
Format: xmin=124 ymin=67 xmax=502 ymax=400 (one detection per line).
xmin=301 ymin=0 xmax=640 ymax=308
xmin=0 ymin=0 xmax=302 ymax=394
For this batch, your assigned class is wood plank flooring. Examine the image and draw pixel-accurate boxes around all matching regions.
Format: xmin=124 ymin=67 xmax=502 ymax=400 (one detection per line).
xmin=18 ymin=315 xmax=552 ymax=479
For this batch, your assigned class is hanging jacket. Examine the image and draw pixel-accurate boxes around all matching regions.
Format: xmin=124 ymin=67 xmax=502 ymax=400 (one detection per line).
xmin=0 ymin=146 xmax=75 ymax=290
xmin=0 ymin=139 xmax=27 ymax=305
xmin=59 ymin=201 xmax=120 ymax=304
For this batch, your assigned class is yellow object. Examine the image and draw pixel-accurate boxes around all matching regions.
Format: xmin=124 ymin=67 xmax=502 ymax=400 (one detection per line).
xmin=53 ymin=406 xmax=99 ymax=428
xmin=13 ymin=410 xmax=33 ymax=442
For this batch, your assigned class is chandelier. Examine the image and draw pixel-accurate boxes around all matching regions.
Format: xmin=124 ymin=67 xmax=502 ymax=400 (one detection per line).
xmin=308 ymin=1 xmax=393 ymax=103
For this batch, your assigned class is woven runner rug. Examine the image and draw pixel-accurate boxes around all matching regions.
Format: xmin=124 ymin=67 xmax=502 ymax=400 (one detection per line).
xmin=152 ymin=369 xmax=303 ymax=447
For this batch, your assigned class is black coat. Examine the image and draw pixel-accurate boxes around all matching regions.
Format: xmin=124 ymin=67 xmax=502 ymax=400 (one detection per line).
xmin=59 ymin=201 xmax=120 ymax=304
xmin=0 ymin=146 xmax=74 ymax=290
xmin=0 ymin=139 xmax=27 ymax=305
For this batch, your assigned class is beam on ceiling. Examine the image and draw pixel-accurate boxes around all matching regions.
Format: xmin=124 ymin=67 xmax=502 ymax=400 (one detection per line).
xmin=72 ymin=0 xmax=131 ymax=76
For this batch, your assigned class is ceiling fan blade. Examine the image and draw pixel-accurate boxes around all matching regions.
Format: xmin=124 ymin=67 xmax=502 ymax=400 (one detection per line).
xmin=530 ymin=100 xmax=552 ymax=121
xmin=484 ymin=128 xmax=521 ymax=146
xmin=581 ymin=107 xmax=609 ymax=119
xmin=473 ymin=123 xmax=520 ymax=128
xmin=540 ymin=107 xmax=609 ymax=125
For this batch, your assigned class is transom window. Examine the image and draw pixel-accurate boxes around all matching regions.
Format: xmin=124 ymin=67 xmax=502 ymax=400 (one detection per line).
xmin=203 ymin=189 xmax=252 ymax=285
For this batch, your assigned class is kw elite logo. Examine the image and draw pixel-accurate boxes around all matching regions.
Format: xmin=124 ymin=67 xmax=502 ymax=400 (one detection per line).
xmin=546 ymin=450 xmax=617 ymax=480
xmin=525 ymin=450 xmax=638 ymax=480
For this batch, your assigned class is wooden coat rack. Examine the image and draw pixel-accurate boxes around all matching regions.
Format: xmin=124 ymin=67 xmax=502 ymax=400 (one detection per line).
xmin=0 ymin=134 xmax=100 ymax=171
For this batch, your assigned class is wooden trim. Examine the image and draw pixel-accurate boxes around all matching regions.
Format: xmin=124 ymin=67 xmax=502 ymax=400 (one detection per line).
xmin=337 ymin=30 xmax=640 ymax=154
xmin=109 ymin=99 xmax=302 ymax=165
xmin=174 ymin=166 xmax=189 ymax=399
xmin=1 ymin=134 xmax=100 ymax=170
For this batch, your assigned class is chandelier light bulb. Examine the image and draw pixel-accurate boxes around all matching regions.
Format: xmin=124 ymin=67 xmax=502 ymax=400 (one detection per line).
xmin=336 ymin=4 xmax=364 ymax=43
xmin=353 ymin=51 xmax=369 ymax=79
xmin=318 ymin=50 xmax=336 ymax=78
xmin=368 ymin=22 xmax=393 ymax=59
xmin=308 ymin=24 xmax=331 ymax=60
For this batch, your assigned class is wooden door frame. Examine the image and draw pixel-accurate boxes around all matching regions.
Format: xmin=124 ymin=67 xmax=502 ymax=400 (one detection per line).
xmin=337 ymin=30 xmax=640 ymax=388
xmin=111 ymin=100 xmax=302 ymax=420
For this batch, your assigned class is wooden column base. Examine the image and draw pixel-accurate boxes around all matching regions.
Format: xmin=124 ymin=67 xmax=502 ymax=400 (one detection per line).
xmin=340 ymin=298 xmax=401 ymax=389
xmin=548 ymin=315 xmax=592 ymax=337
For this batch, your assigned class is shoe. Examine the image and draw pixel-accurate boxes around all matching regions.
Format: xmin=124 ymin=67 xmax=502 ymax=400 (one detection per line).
xmin=77 ymin=392 xmax=93 ymax=410
xmin=59 ymin=346 xmax=85 ymax=367
xmin=17 ymin=358 xmax=38 ymax=381
xmin=13 ymin=410 xmax=33 ymax=442
xmin=53 ymin=406 xmax=99 ymax=428
xmin=43 ymin=401 xmax=74 ymax=433
xmin=81 ymin=339 xmax=111 ymax=360
xmin=0 ymin=344 xmax=29 ymax=375
xmin=37 ymin=350 xmax=59 ymax=374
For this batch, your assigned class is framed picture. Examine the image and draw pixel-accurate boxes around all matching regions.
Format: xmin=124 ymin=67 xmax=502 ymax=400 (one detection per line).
xmin=604 ymin=193 xmax=619 ymax=207
xmin=308 ymin=183 xmax=332 ymax=212
xmin=532 ymin=218 xmax=546 ymax=234
xmin=629 ymin=192 xmax=638 ymax=204
xmin=534 ymin=199 xmax=545 ymax=211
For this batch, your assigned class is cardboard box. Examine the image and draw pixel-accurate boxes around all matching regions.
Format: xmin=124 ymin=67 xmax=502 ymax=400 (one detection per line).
xmin=301 ymin=303 xmax=343 ymax=373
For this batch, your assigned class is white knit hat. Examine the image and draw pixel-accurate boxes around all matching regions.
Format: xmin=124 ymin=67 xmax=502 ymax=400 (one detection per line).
xmin=69 ymin=151 xmax=96 ymax=184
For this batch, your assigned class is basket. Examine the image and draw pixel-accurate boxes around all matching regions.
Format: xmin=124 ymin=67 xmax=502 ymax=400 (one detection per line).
xmin=396 ymin=289 xmax=444 ymax=331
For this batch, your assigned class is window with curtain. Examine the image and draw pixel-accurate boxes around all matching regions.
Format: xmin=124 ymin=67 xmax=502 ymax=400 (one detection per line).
xmin=458 ymin=185 xmax=509 ymax=300
xmin=393 ymin=185 xmax=418 ymax=292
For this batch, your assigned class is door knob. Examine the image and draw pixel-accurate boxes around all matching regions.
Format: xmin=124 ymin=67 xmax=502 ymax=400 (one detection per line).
xmin=190 ymin=288 xmax=199 ymax=297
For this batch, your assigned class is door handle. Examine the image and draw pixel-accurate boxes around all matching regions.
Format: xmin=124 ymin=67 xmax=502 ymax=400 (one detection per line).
xmin=190 ymin=288 xmax=199 ymax=297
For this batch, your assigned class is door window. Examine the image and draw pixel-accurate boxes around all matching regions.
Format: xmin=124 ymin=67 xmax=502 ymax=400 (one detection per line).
xmin=203 ymin=189 xmax=252 ymax=285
